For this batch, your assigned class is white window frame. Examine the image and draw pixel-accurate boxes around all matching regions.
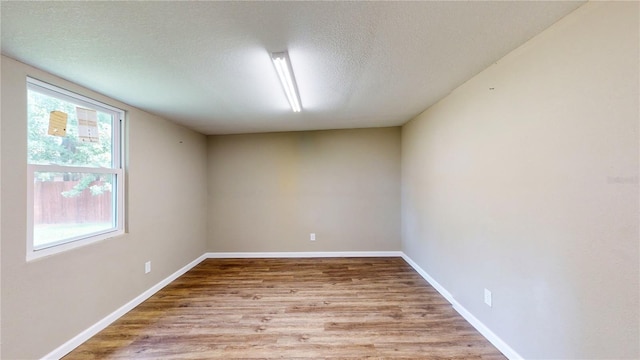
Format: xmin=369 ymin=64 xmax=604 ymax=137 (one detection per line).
xmin=26 ymin=77 xmax=126 ymax=261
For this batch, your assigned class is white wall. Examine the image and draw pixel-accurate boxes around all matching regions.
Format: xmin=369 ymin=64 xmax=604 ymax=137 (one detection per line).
xmin=401 ymin=2 xmax=638 ymax=358
xmin=0 ymin=56 xmax=209 ymax=359
xmin=208 ymin=128 xmax=401 ymax=253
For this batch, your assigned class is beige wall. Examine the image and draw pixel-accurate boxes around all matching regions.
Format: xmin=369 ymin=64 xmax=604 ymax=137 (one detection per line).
xmin=208 ymin=128 xmax=401 ymax=252
xmin=0 ymin=57 xmax=3 ymax=360
xmin=401 ymin=2 xmax=639 ymax=359
xmin=2 ymin=2 xmax=637 ymax=359
xmin=0 ymin=56 xmax=208 ymax=359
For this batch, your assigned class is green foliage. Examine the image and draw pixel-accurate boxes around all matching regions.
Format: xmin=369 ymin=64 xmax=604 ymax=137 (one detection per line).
xmin=27 ymin=90 xmax=113 ymax=167
xmin=28 ymin=90 xmax=115 ymax=197
xmin=60 ymin=173 xmax=113 ymax=198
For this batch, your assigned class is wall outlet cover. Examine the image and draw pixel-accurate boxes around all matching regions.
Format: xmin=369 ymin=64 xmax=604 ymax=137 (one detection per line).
xmin=484 ymin=288 xmax=492 ymax=307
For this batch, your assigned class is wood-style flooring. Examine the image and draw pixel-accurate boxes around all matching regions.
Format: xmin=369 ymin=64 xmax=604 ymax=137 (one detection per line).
xmin=64 ymin=257 xmax=506 ymax=359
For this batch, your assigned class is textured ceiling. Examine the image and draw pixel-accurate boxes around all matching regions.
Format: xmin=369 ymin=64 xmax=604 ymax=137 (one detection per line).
xmin=1 ymin=1 xmax=584 ymax=135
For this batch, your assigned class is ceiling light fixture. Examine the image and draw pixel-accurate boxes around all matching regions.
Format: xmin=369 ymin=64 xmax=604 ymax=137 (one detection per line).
xmin=271 ymin=51 xmax=302 ymax=112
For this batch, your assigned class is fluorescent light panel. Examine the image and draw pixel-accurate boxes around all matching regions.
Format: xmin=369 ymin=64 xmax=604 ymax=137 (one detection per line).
xmin=271 ymin=51 xmax=302 ymax=112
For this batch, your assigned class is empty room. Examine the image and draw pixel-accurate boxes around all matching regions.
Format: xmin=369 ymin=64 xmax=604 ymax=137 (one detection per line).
xmin=1 ymin=1 xmax=638 ymax=359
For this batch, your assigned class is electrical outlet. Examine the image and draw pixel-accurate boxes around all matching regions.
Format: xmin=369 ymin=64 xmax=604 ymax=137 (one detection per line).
xmin=484 ymin=288 xmax=492 ymax=307
xmin=310 ymin=233 xmax=316 ymax=241
xmin=145 ymin=261 xmax=151 ymax=274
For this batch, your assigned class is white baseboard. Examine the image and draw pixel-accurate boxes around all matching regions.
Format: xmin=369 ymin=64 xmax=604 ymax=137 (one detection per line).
xmin=206 ymin=251 xmax=403 ymax=258
xmin=400 ymin=253 xmax=455 ymax=304
xmin=451 ymin=302 xmax=523 ymax=360
xmin=400 ymin=253 xmax=524 ymax=360
xmin=41 ymin=253 xmax=208 ymax=360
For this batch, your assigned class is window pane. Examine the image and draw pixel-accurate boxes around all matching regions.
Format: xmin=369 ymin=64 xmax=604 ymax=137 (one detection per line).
xmin=33 ymin=172 xmax=116 ymax=250
xmin=27 ymin=89 xmax=113 ymax=168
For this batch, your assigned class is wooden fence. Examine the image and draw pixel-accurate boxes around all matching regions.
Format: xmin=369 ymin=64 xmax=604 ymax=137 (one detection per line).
xmin=34 ymin=180 xmax=112 ymax=224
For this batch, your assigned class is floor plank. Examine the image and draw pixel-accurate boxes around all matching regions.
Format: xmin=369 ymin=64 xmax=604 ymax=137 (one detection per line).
xmin=64 ymin=257 xmax=506 ymax=359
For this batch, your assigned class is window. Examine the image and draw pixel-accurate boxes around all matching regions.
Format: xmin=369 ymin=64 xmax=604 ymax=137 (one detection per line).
xmin=26 ymin=77 xmax=125 ymax=260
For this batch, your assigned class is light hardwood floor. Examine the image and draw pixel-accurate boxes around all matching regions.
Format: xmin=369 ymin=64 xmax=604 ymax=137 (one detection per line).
xmin=64 ymin=257 xmax=506 ymax=359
